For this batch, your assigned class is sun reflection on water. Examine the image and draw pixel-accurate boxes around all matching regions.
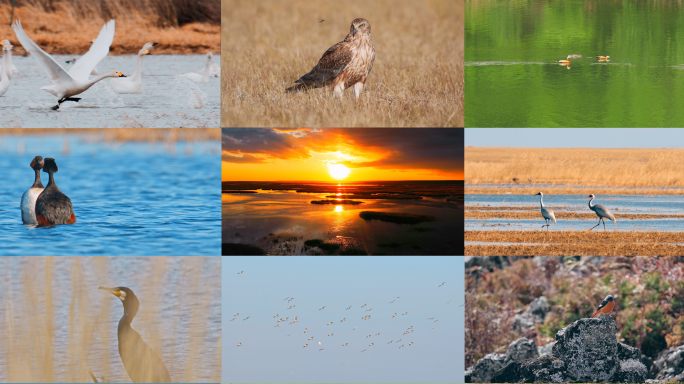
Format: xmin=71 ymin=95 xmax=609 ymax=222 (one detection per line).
xmin=334 ymin=205 xmax=344 ymax=212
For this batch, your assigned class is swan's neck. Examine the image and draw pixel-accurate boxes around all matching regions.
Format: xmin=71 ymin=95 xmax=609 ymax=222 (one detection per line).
xmin=132 ymin=53 xmax=144 ymax=81
xmin=89 ymin=72 xmax=122 ymax=86
xmin=1 ymin=52 xmax=8 ymax=81
xmin=203 ymin=56 xmax=211 ymax=81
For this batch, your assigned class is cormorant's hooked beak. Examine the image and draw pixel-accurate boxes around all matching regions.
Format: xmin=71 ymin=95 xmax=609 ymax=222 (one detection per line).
xmin=99 ymin=286 xmax=122 ymax=297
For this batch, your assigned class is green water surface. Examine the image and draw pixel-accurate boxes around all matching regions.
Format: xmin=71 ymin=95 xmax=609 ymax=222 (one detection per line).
xmin=466 ymin=0 xmax=684 ymax=127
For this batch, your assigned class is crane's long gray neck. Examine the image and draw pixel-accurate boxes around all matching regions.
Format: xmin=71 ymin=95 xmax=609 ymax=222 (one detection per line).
xmin=539 ymin=194 xmax=545 ymax=208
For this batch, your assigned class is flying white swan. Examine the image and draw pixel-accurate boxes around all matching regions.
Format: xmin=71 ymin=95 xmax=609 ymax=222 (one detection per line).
xmin=0 ymin=46 xmax=11 ymax=96
xmin=1 ymin=40 xmax=18 ymax=78
xmin=179 ymin=52 xmax=213 ymax=83
xmin=109 ymin=42 xmax=158 ymax=94
xmin=12 ymin=19 xmax=126 ymax=110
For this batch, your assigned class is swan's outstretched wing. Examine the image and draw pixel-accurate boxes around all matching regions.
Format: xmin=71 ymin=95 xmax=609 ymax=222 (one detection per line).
xmin=69 ymin=19 xmax=114 ymax=82
xmin=12 ymin=19 xmax=71 ymax=85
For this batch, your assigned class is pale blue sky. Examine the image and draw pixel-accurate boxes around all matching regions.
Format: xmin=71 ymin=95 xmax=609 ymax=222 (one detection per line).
xmin=466 ymin=128 xmax=684 ymax=148
xmin=222 ymin=256 xmax=464 ymax=383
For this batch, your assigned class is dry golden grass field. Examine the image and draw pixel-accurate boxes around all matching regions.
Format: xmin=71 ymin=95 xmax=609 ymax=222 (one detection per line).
xmin=0 ymin=0 xmax=219 ymax=54
xmin=465 ymin=230 xmax=684 ymax=256
xmin=466 ymin=147 xmax=684 ymax=194
xmin=222 ymin=0 xmax=463 ymax=127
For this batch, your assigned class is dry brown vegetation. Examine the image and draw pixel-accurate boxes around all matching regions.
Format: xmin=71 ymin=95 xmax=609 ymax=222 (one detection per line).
xmin=466 ymin=209 xmax=684 ymax=221
xmin=465 ymin=230 xmax=684 ymax=255
xmin=0 ymin=0 xmax=219 ymax=54
xmin=221 ymin=0 xmax=463 ymax=127
xmin=0 ymin=256 xmax=220 ymax=383
xmin=466 ymin=147 xmax=684 ymax=194
xmin=466 ymin=257 xmax=684 ymax=366
xmin=0 ymin=128 xmax=220 ymax=142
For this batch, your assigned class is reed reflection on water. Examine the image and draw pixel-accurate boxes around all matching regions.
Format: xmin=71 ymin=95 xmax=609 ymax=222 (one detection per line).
xmin=0 ymin=256 xmax=221 ymax=383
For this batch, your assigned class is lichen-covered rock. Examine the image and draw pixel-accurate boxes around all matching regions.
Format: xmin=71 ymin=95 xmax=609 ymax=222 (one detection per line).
xmin=526 ymin=296 xmax=549 ymax=324
xmin=651 ymin=344 xmax=684 ymax=382
xmin=552 ymin=315 xmax=620 ymax=383
xmin=512 ymin=312 xmax=536 ymax=334
xmin=484 ymin=315 xmax=647 ymax=383
xmin=464 ymin=352 xmax=506 ymax=383
xmin=491 ymin=354 xmax=567 ymax=383
xmin=504 ymin=338 xmax=539 ymax=365
xmin=538 ymin=341 xmax=555 ymax=357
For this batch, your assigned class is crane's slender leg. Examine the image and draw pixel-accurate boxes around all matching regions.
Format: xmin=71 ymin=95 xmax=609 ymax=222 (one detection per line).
xmin=590 ymin=217 xmax=602 ymax=230
xmin=602 ymin=218 xmax=606 ymax=231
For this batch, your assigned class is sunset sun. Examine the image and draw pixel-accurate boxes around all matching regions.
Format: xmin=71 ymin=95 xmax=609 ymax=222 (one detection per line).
xmin=328 ymin=164 xmax=351 ymax=180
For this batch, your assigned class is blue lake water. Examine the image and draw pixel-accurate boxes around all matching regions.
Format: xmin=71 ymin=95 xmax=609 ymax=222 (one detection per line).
xmin=0 ymin=135 xmax=220 ymax=255
xmin=466 ymin=193 xmax=684 ymax=231
xmin=0 ymin=256 xmax=221 ymax=383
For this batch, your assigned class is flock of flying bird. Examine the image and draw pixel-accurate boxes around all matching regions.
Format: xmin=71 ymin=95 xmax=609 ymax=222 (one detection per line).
xmin=232 ymin=270 xmax=449 ymax=354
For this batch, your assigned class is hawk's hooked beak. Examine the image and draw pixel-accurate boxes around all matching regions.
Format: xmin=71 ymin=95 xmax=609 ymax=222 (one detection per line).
xmin=353 ymin=26 xmax=358 ymax=36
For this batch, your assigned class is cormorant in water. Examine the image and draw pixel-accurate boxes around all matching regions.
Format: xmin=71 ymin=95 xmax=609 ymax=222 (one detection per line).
xmin=99 ymin=286 xmax=171 ymax=383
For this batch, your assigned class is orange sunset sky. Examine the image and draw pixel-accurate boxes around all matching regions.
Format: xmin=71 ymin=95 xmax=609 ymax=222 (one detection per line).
xmin=222 ymin=128 xmax=464 ymax=181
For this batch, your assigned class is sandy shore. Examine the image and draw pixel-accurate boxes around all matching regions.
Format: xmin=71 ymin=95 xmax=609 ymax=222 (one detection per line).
xmin=465 ymin=230 xmax=684 ymax=256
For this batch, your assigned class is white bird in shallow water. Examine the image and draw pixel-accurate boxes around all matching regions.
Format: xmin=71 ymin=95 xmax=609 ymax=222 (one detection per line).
xmin=179 ymin=52 xmax=213 ymax=83
xmin=0 ymin=46 xmax=12 ymax=96
xmin=12 ymin=19 xmax=126 ymax=110
xmin=1 ymin=40 xmax=18 ymax=78
xmin=109 ymin=42 xmax=158 ymax=93
xmin=535 ymin=192 xmax=556 ymax=230
xmin=587 ymin=194 xmax=616 ymax=230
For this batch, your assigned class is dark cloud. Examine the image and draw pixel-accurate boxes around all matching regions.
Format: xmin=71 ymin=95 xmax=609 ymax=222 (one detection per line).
xmin=222 ymin=128 xmax=313 ymax=163
xmin=221 ymin=128 xmax=464 ymax=174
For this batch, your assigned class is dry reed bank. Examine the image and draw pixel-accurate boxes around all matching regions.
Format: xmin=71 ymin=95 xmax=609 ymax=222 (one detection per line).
xmin=0 ymin=0 xmax=219 ymax=54
xmin=221 ymin=0 xmax=463 ymax=127
xmin=466 ymin=147 xmax=684 ymax=194
xmin=465 ymin=230 xmax=684 ymax=256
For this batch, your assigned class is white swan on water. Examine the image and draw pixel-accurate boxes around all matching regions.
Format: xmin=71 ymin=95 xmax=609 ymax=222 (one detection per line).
xmin=12 ymin=19 xmax=126 ymax=110
xmin=0 ymin=40 xmax=18 ymax=78
xmin=0 ymin=46 xmax=11 ymax=96
xmin=179 ymin=52 xmax=214 ymax=83
xmin=110 ymin=42 xmax=158 ymax=93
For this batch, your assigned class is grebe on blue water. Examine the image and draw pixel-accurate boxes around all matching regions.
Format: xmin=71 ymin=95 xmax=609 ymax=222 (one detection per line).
xmin=35 ymin=158 xmax=76 ymax=226
xmin=20 ymin=156 xmax=44 ymax=224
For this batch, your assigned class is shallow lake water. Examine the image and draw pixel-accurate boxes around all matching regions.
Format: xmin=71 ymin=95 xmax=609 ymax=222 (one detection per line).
xmin=0 ymin=54 xmax=220 ymax=127
xmin=466 ymin=0 xmax=684 ymax=127
xmin=223 ymin=182 xmax=462 ymax=255
xmin=466 ymin=193 xmax=684 ymax=231
xmin=0 ymin=135 xmax=220 ymax=255
xmin=0 ymin=256 xmax=221 ymax=383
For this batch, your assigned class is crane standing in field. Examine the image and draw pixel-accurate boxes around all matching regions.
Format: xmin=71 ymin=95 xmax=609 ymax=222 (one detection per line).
xmin=587 ymin=194 xmax=616 ymax=230
xmin=535 ymin=192 xmax=556 ymax=230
